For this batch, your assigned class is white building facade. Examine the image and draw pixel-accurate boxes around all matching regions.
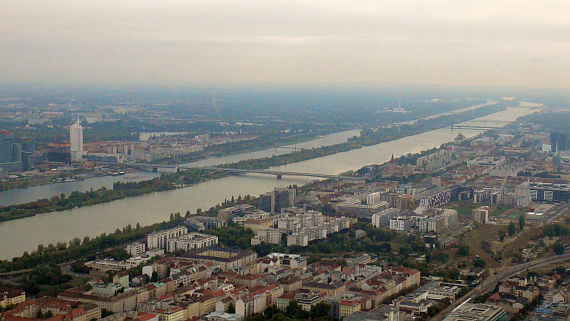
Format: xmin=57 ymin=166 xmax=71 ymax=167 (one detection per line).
xmin=70 ymin=120 xmax=84 ymax=162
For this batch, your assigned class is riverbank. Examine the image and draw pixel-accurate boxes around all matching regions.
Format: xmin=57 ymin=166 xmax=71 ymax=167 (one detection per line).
xmin=153 ymin=125 xmax=352 ymax=164
xmin=0 ymin=169 xmax=229 ymax=222
xmin=0 ymin=130 xmax=466 ymax=271
xmin=0 ymin=105 xmax=539 ymax=260
xmin=221 ymin=102 xmax=507 ymax=170
xmin=0 ymin=102 xmax=506 ymax=223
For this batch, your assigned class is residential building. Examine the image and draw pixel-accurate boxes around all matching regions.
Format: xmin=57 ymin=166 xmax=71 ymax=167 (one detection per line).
xmin=367 ymin=192 xmax=382 ymax=206
xmin=251 ymin=228 xmax=284 ymax=245
xmin=0 ymin=288 xmax=25 ymax=308
xmin=2 ymin=297 xmax=101 ymax=321
xmin=147 ymin=226 xmax=187 ymax=250
xmin=390 ymin=217 xmax=411 ymax=231
xmin=472 ymin=207 xmax=490 ymax=223
xmin=166 ymin=233 xmax=218 ymax=253
xmin=127 ymin=242 xmax=146 ymax=257
xmin=372 ymin=208 xmax=400 ymax=228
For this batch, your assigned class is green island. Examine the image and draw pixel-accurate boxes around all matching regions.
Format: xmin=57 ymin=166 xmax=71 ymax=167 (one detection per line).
xmin=219 ymin=102 xmax=507 ymax=170
xmin=0 ymin=170 xmax=229 ymax=222
xmin=154 ymin=125 xmax=350 ymax=164
xmin=0 ymin=102 xmax=507 ymax=222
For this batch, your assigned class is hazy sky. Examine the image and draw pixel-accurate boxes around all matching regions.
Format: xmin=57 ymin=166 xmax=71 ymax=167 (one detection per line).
xmin=1 ymin=0 xmax=569 ymax=88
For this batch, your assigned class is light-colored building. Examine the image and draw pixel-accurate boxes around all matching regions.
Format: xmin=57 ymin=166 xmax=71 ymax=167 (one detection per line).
xmin=390 ymin=217 xmax=411 ymax=231
xmin=372 ymin=208 xmax=399 ymax=228
xmin=287 ymin=233 xmax=309 ymax=247
xmin=126 ymin=256 xmax=152 ymax=269
xmin=0 ymin=288 xmax=25 ymax=308
xmin=166 ymin=232 xmax=218 ymax=252
xmin=126 ymin=242 xmax=146 ymax=256
xmin=367 ymin=192 xmax=382 ymax=206
xmin=3 ymin=297 xmax=101 ymax=321
xmin=252 ymin=228 xmax=285 ymax=245
xmin=113 ymin=272 xmax=129 ymax=288
xmin=443 ymin=303 xmax=507 ymax=321
xmin=204 ymin=312 xmax=244 ymax=321
xmin=70 ymin=120 xmax=84 ymax=162
xmin=147 ymin=226 xmax=187 ymax=250
xmin=85 ymin=259 xmax=126 ymax=271
xmin=472 ymin=207 xmax=490 ymax=223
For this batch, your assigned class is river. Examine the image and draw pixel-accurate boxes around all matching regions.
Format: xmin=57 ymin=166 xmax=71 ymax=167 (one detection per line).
xmin=0 ymin=173 xmax=160 ymax=207
xmin=184 ymin=129 xmax=361 ymax=167
xmin=0 ymin=129 xmax=360 ymax=207
xmin=0 ymin=106 xmax=537 ymax=260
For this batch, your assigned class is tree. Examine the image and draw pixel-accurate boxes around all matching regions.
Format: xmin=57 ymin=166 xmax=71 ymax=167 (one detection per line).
xmin=498 ymin=229 xmax=506 ymax=242
xmin=226 ymin=303 xmax=235 ymax=314
xmin=473 ymin=258 xmax=486 ymax=268
xmin=457 ymin=245 xmax=469 ymax=257
xmin=553 ymin=243 xmax=565 ymax=255
xmin=518 ymin=214 xmax=525 ymax=231
xmin=151 ymin=271 xmax=158 ymax=282
xmin=310 ymin=302 xmax=331 ymax=319
xmin=508 ymin=222 xmax=516 ymax=236
xmin=286 ymin=301 xmax=308 ymax=320
xmin=264 ymin=306 xmax=280 ymax=319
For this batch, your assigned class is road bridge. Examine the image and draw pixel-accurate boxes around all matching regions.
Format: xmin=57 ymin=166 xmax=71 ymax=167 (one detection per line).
xmin=128 ymin=163 xmax=361 ymax=181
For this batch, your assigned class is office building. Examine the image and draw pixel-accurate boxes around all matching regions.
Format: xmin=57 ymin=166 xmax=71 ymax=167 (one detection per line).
xmin=259 ymin=187 xmax=296 ymax=213
xmin=529 ymin=182 xmax=569 ymax=203
xmin=0 ymin=131 xmax=14 ymax=163
xmin=443 ymin=303 xmax=507 ymax=321
xmin=550 ymin=132 xmax=566 ymax=153
xmin=181 ymin=246 xmax=257 ymax=271
xmin=0 ymin=130 xmax=22 ymax=172
xmin=70 ymin=120 xmax=84 ymax=162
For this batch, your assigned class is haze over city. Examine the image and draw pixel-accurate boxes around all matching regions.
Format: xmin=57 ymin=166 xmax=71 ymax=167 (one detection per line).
xmin=1 ymin=0 xmax=569 ymax=87
xmin=0 ymin=2 xmax=569 ymax=321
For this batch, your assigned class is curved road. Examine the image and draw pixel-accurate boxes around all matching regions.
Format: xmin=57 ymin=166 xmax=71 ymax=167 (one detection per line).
xmin=432 ymin=253 xmax=570 ymax=321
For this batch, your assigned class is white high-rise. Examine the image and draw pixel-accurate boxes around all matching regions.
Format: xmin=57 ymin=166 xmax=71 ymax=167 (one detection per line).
xmin=70 ymin=120 xmax=83 ymax=162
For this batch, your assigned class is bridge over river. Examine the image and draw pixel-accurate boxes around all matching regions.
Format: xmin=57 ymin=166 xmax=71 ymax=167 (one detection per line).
xmin=127 ymin=163 xmax=361 ymax=181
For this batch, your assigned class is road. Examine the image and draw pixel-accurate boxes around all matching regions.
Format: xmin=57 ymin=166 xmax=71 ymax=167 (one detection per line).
xmin=432 ymin=253 xmax=570 ymax=321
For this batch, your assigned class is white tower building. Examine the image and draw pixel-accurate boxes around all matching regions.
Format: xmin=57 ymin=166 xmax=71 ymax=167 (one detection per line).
xmin=70 ymin=119 xmax=83 ymax=162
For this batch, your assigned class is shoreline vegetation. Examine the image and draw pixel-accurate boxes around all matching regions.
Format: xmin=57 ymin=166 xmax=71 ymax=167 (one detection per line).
xmin=1 ymin=109 xmax=552 ymax=272
xmin=0 ymin=103 xmax=507 ymax=223
xmin=221 ymin=103 xmax=507 ymax=170
xmin=154 ymin=126 xmax=352 ymax=165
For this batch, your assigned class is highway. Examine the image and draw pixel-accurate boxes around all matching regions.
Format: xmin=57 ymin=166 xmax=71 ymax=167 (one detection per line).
xmin=432 ymin=253 xmax=570 ymax=321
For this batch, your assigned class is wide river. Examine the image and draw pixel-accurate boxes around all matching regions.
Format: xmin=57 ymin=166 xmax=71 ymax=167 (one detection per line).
xmin=0 ymin=106 xmax=537 ymax=260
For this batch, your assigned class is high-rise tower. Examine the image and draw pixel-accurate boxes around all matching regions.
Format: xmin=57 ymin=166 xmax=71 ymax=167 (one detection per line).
xmin=70 ymin=119 xmax=83 ymax=162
